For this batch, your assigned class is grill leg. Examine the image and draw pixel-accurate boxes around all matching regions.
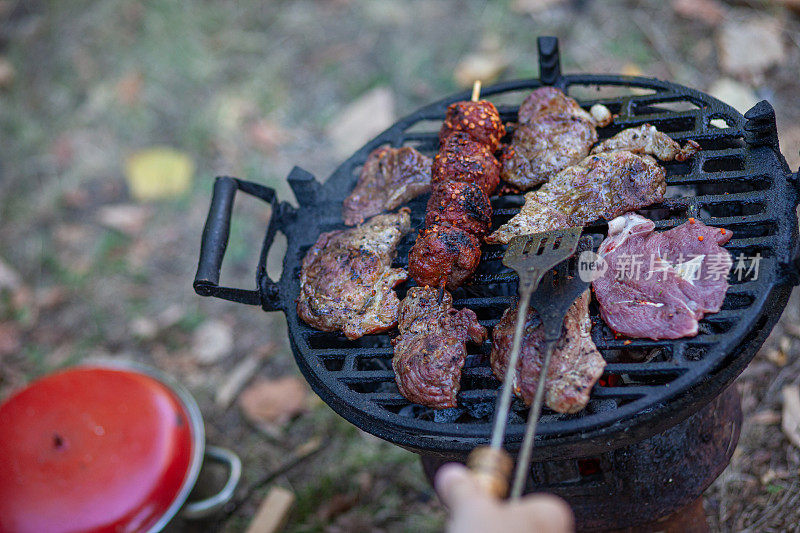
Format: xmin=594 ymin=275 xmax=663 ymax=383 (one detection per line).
xmin=420 ymin=384 xmax=740 ymax=531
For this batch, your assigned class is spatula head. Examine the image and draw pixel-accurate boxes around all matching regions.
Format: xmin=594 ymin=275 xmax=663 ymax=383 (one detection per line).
xmin=530 ymin=236 xmax=594 ymax=340
xmin=502 ymin=226 xmax=583 ymax=283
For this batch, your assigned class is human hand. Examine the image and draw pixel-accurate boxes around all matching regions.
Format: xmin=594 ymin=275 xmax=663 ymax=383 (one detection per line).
xmin=435 ymin=462 xmax=573 ymax=533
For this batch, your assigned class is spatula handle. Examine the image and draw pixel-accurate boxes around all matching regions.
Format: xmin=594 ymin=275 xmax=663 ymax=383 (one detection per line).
xmin=466 ymin=446 xmax=513 ymax=499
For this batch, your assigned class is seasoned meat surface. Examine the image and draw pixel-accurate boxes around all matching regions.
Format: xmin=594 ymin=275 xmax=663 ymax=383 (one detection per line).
xmin=297 ymin=210 xmax=411 ymax=340
xmin=343 ymin=146 xmax=432 ymax=226
xmin=500 ymin=117 xmax=597 ymax=190
xmin=490 ymin=291 xmax=605 ymax=413
xmin=517 ymin=87 xmax=612 ymax=127
xmin=501 ymin=87 xmax=612 ymax=191
xmin=425 ymin=181 xmax=492 ymax=236
xmin=439 ymin=100 xmax=506 ymax=152
xmin=409 ymin=100 xmax=503 ymax=290
xmin=392 ymin=287 xmax=487 ymax=408
xmin=591 ymin=124 xmax=701 ymax=161
xmin=408 ymin=224 xmax=482 ymax=290
xmin=487 ymin=151 xmax=666 ymax=244
xmin=432 ymin=132 xmax=500 ymax=196
xmin=592 ymin=213 xmax=733 ymax=339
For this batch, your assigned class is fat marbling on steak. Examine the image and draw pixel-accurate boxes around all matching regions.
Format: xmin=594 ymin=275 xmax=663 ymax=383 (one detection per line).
xmin=487 ymin=150 xmax=667 ymax=244
xmin=500 ymin=87 xmax=613 ymax=191
xmin=297 ymin=209 xmax=411 ymax=340
xmin=343 ymin=146 xmax=432 ymax=226
xmin=592 ymin=213 xmax=733 ymax=340
xmin=490 ymin=291 xmax=605 ymax=413
xmin=392 ymin=286 xmax=487 ymax=409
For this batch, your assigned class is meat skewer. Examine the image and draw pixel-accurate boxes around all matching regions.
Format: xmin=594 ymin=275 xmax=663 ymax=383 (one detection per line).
xmin=408 ymin=81 xmax=505 ymax=291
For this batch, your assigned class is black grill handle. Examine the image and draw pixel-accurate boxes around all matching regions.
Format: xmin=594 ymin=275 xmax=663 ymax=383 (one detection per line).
xmin=194 ymin=176 xmax=283 ymax=311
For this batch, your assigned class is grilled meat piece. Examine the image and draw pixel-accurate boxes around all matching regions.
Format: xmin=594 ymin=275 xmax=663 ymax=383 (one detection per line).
xmin=490 ymin=291 xmax=605 ymax=413
xmin=500 ymin=117 xmax=598 ymax=190
xmin=408 ymin=224 xmax=482 ymax=290
xmin=425 ymin=181 xmax=492 ymax=236
xmin=297 ymin=209 xmax=411 ymax=340
xmin=517 ymin=86 xmax=612 ymax=127
xmin=591 ymin=124 xmax=701 ymax=161
xmin=439 ymin=100 xmax=506 ymax=152
xmin=432 ymin=132 xmax=500 ymax=196
xmin=501 ymin=87 xmax=612 ymax=191
xmin=392 ymin=286 xmax=487 ymax=408
xmin=593 ymin=213 xmax=733 ymax=340
xmin=487 ymin=151 xmax=666 ymax=244
xmin=343 ymin=146 xmax=433 ymax=226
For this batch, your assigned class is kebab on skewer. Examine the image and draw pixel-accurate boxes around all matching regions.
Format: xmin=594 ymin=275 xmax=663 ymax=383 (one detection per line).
xmin=408 ymin=81 xmax=506 ymax=291
xmin=393 ymin=82 xmax=504 ymax=409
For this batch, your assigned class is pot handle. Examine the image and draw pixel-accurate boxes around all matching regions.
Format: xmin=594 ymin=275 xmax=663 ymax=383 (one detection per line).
xmin=182 ymin=445 xmax=243 ymax=520
xmin=193 ymin=176 xmax=285 ymax=311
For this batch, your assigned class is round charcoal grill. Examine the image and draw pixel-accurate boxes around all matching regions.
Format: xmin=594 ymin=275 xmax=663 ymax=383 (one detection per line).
xmin=194 ymin=38 xmax=800 ymax=462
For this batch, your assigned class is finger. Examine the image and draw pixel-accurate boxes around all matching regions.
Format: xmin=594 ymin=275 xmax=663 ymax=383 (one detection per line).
xmin=435 ymin=463 xmax=486 ymax=508
xmin=516 ymin=493 xmax=574 ymax=533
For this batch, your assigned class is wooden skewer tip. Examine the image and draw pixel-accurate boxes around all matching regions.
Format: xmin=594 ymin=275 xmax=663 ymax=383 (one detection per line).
xmin=471 ymin=80 xmax=482 ymax=102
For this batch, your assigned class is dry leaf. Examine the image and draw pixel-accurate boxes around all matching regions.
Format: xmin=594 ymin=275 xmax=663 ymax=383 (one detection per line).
xmin=765 ymin=347 xmax=788 ymax=367
xmin=781 ymin=385 xmax=800 ymax=449
xmin=239 ymin=376 xmax=309 ymax=426
xmin=671 ymin=0 xmax=726 ymax=26
xmin=0 ymin=322 xmax=21 ymax=357
xmin=0 ymin=258 xmax=21 ymax=292
xmin=326 ymin=87 xmax=395 ymax=157
xmin=115 ymin=71 xmax=144 ymax=106
xmin=97 ymin=204 xmax=152 ymax=235
xmin=621 ymin=63 xmax=643 ymax=77
xmin=707 ymin=78 xmax=759 ymax=114
xmin=716 ymin=15 xmax=786 ymax=79
xmin=215 ymin=354 xmax=263 ymax=408
xmin=454 ymin=52 xmax=508 ymax=88
xmin=191 ymin=320 xmax=234 ymax=364
xmin=750 ymin=410 xmax=781 ymax=425
xmin=0 ymin=57 xmax=15 ymax=89
xmin=248 ymin=119 xmax=288 ymax=153
xmin=512 ymin=0 xmax=566 ymax=14
xmin=124 ymin=147 xmax=194 ymax=201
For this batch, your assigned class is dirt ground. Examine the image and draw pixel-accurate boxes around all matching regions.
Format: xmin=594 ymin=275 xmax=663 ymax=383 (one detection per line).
xmin=1 ymin=1 xmax=800 ymax=531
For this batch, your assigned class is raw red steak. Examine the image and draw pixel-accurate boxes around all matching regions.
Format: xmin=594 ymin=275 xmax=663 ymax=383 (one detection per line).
xmin=592 ymin=213 xmax=733 ymax=340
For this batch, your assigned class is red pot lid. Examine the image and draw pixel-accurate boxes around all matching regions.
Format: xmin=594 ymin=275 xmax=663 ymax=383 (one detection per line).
xmin=0 ymin=366 xmax=196 ymax=533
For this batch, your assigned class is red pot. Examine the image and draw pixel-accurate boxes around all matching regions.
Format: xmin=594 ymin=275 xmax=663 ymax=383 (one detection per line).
xmin=0 ymin=362 xmax=240 ymax=533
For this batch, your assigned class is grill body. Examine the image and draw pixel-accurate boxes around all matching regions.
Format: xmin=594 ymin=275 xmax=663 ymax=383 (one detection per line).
xmin=194 ymin=39 xmax=800 ymax=461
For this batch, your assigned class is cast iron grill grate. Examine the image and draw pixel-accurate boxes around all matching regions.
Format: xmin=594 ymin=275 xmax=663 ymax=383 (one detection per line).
xmin=195 ymin=38 xmax=800 ymax=459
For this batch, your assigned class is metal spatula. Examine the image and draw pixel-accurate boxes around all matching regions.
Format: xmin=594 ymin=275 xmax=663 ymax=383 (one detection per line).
xmin=467 ymin=226 xmax=587 ymax=498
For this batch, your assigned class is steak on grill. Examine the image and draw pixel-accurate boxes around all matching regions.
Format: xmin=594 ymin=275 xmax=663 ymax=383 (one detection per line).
xmin=392 ymin=286 xmax=487 ymax=409
xmin=297 ymin=209 xmax=411 ymax=340
xmin=342 ymin=146 xmax=432 ymax=226
xmin=592 ymin=213 xmax=733 ymax=340
xmin=490 ymin=290 xmax=606 ymax=413
xmin=590 ymin=124 xmax=701 ymax=162
xmin=487 ymin=150 xmax=667 ymax=244
xmin=501 ymin=87 xmax=612 ymax=191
